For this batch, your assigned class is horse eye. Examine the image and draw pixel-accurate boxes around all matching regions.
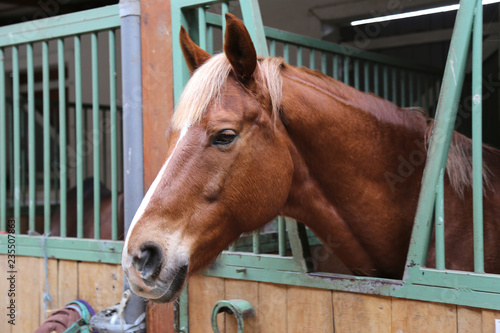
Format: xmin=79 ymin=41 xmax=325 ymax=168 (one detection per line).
xmin=212 ymin=129 xmax=237 ymax=146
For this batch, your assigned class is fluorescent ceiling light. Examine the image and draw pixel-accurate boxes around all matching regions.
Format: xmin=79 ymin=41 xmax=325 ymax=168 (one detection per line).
xmin=351 ymin=0 xmax=500 ymax=26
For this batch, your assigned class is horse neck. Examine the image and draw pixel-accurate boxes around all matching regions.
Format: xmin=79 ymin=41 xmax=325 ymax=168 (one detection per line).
xmin=279 ymin=67 xmax=428 ymax=278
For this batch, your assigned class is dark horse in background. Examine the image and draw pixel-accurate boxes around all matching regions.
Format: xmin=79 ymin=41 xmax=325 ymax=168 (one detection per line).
xmin=51 ymin=177 xmax=124 ymax=240
xmin=121 ymin=14 xmax=500 ymax=303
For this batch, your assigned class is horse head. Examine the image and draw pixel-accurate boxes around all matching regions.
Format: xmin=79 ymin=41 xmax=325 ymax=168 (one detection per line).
xmin=122 ymin=14 xmax=294 ymax=302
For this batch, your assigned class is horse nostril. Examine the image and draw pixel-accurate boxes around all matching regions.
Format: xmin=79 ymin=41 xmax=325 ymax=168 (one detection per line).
xmin=132 ymin=242 xmax=164 ymax=281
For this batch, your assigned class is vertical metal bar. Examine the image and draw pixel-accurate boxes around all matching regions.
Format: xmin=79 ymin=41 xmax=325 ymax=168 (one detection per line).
xmin=435 ymin=169 xmax=445 ymax=270
xmin=239 ymin=0 xmax=269 ymax=57
xmin=391 ymin=68 xmax=397 ymax=104
xmin=354 ymin=59 xmax=360 ymax=90
xmin=383 ymin=66 xmax=389 ymax=100
xmin=409 ymin=72 xmax=414 ymax=107
xmin=221 ymin=2 xmax=229 ymax=35
xmin=0 ymin=48 xmax=5 ymax=231
xmin=309 ymin=49 xmax=315 ymax=69
xmin=252 ymin=230 xmax=260 ymax=254
xmin=401 ymin=70 xmax=406 ymax=107
xmin=12 ymin=46 xmax=21 ymax=232
xmin=198 ymin=7 xmax=207 ymax=50
xmin=43 ymin=41 xmax=51 ymax=234
xmin=27 ymin=44 xmax=36 ymax=231
xmin=83 ymin=107 xmax=88 ymax=179
xmin=417 ymin=74 xmax=422 ymax=108
xmin=269 ymin=39 xmax=276 ymax=57
xmin=472 ymin=0 xmax=484 ymax=273
xmin=74 ymin=35 xmax=84 ymax=238
xmin=283 ymin=43 xmax=289 ymax=63
xmin=92 ymin=32 xmax=101 ymax=239
xmin=228 ymin=242 xmax=237 ymax=252
xmin=207 ymin=25 xmax=214 ymax=55
xmin=278 ymin=216 xmax=286 ymax=256
xmin=373 ymin=63 xmax=379 ymax=96
xmin=297 ymin=46 xmax=303 ymax=67
xmin=343 ymin=56 xmax=350 ymax=85
xmin=109 ymin=29 xmax=118 ymax=241
xmin=58 ymin=38 xmax=67 ymax=237
xmin=333 ymin=54 xmax=339 ymax=79
xmin=321 ymin=52 xmax=326 ymax=74
xmin=363 ymin=62 xmax=369 ymax=92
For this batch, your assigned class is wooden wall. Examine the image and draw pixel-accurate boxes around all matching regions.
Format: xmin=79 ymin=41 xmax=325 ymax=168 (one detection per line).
xmin=0 ymin=255 xmax=123 ymax=333
xmin=187 ymin=275 xmax=500 ymax=333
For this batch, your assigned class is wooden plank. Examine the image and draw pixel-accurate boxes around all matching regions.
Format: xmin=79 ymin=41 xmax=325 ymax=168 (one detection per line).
xmin=332 ymin=291 xmax=391 ymax=332
xmin=146 ymin=302 xmax=175 ymax=333
xmin=258 ymin=282 xmax=287 ymax=333
xmin=0 ymin=255 xmax=12 ymax=333
xmin=57 ymin=260 xmax=78 ymax=308
xmin=224 ymin=279 xmax=259 ymax=333
xmin=38 ymin=258 xmax=58 ymax=322
xmin=16 ymin=256 xmax=42 ymax=332
xmin=188 ymin=275 xmax=225 ymax=333
xmin=457 ymin=306 xmax=482 ymax=333
xmin=77 ymin=262 xmax=123 ymax=312
xmin=391 ymin=298 xmax=457 ymax=333
xmin=286 ymin=286 xmax=333 ymax=333
xmin=482 ymin=309 xmax=500 ymax=333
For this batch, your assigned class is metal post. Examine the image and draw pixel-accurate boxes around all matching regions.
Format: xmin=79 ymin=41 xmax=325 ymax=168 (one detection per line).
xmin=120 ymin=0 xmax=146 ymax=330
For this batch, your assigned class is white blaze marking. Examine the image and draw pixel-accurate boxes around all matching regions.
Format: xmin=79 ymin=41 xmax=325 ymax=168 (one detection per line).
xmin=123 ymin=125 xmax=190 ymax=262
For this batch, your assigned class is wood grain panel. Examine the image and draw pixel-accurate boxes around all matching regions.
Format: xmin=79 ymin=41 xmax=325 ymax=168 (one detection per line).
xmin=392 ymin=298 xmax=457 ymax=333
xmin=287 ymin=286 xmax=333 ymax=333
xmin=77 ymin=262 xmax=123 ymax=312
xmin=188 ymin=275 xmax=225 ymax=333
xmin=224 ymin=279 xmax=259 ymax=333
xmin=333 ymin=291 xmax=391 ymax=333
xmin=258 ymin=282 xmax=287 ymax=333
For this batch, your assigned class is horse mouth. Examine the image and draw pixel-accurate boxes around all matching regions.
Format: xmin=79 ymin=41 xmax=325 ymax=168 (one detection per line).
xmin=152 ymin=265 xmax=188 ymax=303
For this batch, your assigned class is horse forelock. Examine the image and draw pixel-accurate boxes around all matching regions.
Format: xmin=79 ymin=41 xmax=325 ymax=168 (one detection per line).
xmin=172 ymin=53 xmax=284 ymax=130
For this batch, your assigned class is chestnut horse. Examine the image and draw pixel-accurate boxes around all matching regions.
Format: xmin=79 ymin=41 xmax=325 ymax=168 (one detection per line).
xmin=122 ymin=14 xmax=500 ymax=302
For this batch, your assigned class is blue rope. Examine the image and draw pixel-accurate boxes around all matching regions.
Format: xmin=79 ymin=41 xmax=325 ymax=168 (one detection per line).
xmin=41 ymin=232 xmax=54 ymax=315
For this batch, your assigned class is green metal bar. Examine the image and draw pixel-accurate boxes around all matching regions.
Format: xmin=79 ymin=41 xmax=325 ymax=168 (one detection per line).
xmin=373 ymin=64 xmax=379 ymax=96
xmin=283 ymin=43 xmax=289 ymax=63
xmin=309 ymin=49 xmax=315 ymax=69
xmin=12 ymin=46 xmax=21 ymax=232
xmin=435 ymin=169 xmax=445 ymax=270
xmin=43 ymin=41 xmax=51 ymax=234
xmin=58 ymin=38 xmax=67 ymax=238
xmin=417 ymin=74 xmax=422 ymax=108
xmin=297 ymin=46 xmax=302 ymax=67
xmin=229 ymin=242 xmax=237 ymax=252
xmin=391 ymin=68 xmax=397 ymax=104
xmin=278 ymin=216 xmax=286 ymax=256
xmin=198 ymin=6 xmax=207 ymax=50
xmin=221 ymin=2 xmax=229 ymax=35
xmin=109 ymin=29 xmax=118 ymax=241
xmin=383 ymin=66 xmax=388 ymax=100
xmin=92 ymin=32 xmax=101 ymax=239
xmin=363 ymin=62 xmax=369 ymax=92
xmin=0 ymin=48 xmax=5 ymax=231
xmin=0 ymin=5 xmax=120 ymax=47
xmin=321 ymin=52 xmax=326 ymax=74
xmin=409 ymin=72 xmax=414 ymax=106
xmin=333 ymin=54 xmax=338 ymax=79
xmin=354 ymin=59 xmax=360 ymax=90
xmin=75 ymin=35 xmax=84 ymax=238
xmin=472 ymin=0 xmax=484 ymax=273
xmin=27 ymin=43 xmax=36 ymax=231
xmin=343 ymin=56 xmax=349 ymax=85
xmin=401 ymin=70 xmax=406 ymax=106
xmin=83 ymin=107 xmax=88 ymax=179
xmin=207 ymin=25 xmax=214 ymax=54
xmin=239 ymin=0 xmax=269 ymax=57
xmin=269 ymin=39 xmax=276 ymax=57
xmin=406 ymin=0 xmax=477 ymax=272
xmin=252 ymin=230 xmax=260 ymax=254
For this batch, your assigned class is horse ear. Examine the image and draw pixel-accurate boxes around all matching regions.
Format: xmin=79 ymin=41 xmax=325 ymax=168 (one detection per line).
xmin=224 ymin=13 xmax=257 ymax=81
xmin=180 ymin=26 xmax=211 ymax=75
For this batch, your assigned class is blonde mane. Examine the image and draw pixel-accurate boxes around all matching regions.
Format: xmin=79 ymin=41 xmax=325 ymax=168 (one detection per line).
xmin=172 ymin=53 xmax=284 ymax=130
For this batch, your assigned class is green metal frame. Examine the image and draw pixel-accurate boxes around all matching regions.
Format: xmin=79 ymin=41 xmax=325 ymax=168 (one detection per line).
xmin=171 ymin=1 xmax=500 ymax=330
xmin=0 ymin=5 xmax=122 ymax=263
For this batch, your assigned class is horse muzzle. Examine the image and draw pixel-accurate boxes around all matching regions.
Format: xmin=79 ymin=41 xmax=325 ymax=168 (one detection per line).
xmin=122 ymin=241 xmax=189 ymax=303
